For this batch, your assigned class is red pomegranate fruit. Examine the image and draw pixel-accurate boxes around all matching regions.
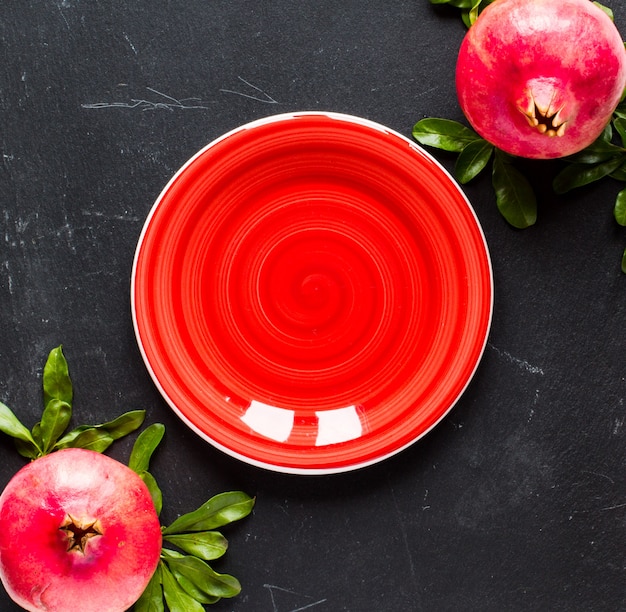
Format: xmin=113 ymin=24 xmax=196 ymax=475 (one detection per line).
xmin=456 ymin=0 xmax=626 ymax=159
xmin=0 ymin=448 xmax=162 ymax=612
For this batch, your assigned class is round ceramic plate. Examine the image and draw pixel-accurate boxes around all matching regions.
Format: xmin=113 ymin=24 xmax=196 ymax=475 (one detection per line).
xmin=131 ymin=112 xmax=493 ymax=475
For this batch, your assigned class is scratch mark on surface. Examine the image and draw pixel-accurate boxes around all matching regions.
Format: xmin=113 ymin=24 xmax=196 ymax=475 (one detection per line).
xmin=81 ymin=87 xmax=210 ymax=111
xmin=81 ymin=210 xmax=140 ymax=222
xmin=220 ymin=77 xmax=279 ymax=104
xmin=263 ymin=584 xmax=327 ymax=612
xmin=600 ymin=502 xmax=626 ymax=511
xmin=581 ymin=470 xmax=615 ymax=485
xmin=3 ymin=261 xmax=13 ymax=295
xmin=123 ymin=32 xmax=138 ymax=55
xmin=488 ymin=343 xmax=545 ymax=375
xmin=56 ymin=1 xmax=70 ymax=29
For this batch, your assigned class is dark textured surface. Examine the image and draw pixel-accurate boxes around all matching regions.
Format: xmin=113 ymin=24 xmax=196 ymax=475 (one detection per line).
xmin=0 ymin=2 xmax=624 ymax=611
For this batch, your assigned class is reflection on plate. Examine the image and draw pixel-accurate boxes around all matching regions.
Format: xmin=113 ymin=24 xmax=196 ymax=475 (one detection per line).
xmin=131 ymin=112 xmax=493 ymax=475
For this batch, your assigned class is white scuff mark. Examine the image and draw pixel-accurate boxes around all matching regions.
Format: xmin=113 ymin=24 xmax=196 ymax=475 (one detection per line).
xmin=488 ymin=343 xmax=545 ymax=375
xmin=122 ymin=32 xmax=137 ymax=55
xmin=220 ymin=76 xmax=279 ymax=104
xmin=81 ymin=210 xmax=140 ymax=222
xmin=81 ymin=87 xmax=210 ymax=111
xmin=600 ymin=502 xmax=626 ymax=512
xmin=3 ymin=261 xmax=13 ymax=295
xmin=613 ymin=415 xmax=624 ymax=435
xmin=263 ymin=584 xmax=327 ymax=612
xmin=55 ymin=0 xmax=71 ymax=29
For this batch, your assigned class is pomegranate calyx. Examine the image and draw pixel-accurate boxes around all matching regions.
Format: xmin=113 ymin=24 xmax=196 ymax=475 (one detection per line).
xmin=518 ymin=81 xmax=568 ymax=137
xmin=59 ymin=514 xmax=102 ymax=553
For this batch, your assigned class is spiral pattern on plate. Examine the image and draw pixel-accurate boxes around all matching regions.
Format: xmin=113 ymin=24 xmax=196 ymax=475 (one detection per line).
xmin=132 ymin=112 xmax=493 ymax=474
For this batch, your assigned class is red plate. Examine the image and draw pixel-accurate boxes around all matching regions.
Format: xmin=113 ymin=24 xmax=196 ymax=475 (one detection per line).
xmin=131 ymin=112 xmax=493 ymax=474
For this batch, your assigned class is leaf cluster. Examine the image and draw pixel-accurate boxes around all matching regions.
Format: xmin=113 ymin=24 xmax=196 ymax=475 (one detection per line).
xmin=130 ymin=426 xmax=255 ymax=611
xmin=554 ymin=103 xmax=626 ymax=271
xmin=0 ymin=346 xmax=145 ymax=459
xmin=0 ymin=346 xmax=256 ymax=610
xmin=424 ymin=2 xmax=625 ymax=270
xmin=412 ymin=118 xmax=536 ymax=229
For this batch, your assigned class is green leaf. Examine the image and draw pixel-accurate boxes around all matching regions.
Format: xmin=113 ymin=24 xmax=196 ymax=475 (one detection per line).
xmin=492 ymin=150 xmax=537 ymax=229
xmin=161 ymin=562 xmax=206 ymax=612
xmin=96 ymin=409 xmax=147 ymax=440
xmin=171 ymin=572 xmax=220 ymax=605
xmin=42 ymin=346 xmax=73 ymax=408
xmin=165 ymin=554 xmax=242 ymax=599
xmin=40 ymin=399 xmax=71 ymax=453
xmin=566 ymin=139 xmax=624 ymax=165
xmin=593 ymin=2 xmax=614 ymax=20
xmin=412 ymin=118 xmax=480 ymax=153
xmin=613 ymin=117 xmax=626 ymax=148
xmin=610 ymin=159 xmax=626 ymax=181
xmin=134 ymin=564 xmax=165 ymax=612
xmin=14 ymin=438 xmax=40 ymax=460
xmin=455 ymin=138 xmax=493 ymax=183
xmin=54 ymin=409 xmax=146 ymax=450
xmin=614 ymin=188 xmax=626 ymax=226
xmin=163 ymin=531 xmax=229 ymax=561
xmin=31 ymin=421 xmax=43 ymax=448
xmin=129 ymin=423 xmax=165 ymax=474
xmin=553 ymin=156 xmax=625 ymax=194
xmin=468 ymin=0 xmax=482 ymax=24
xmin=55 ymin=428 xmax=114 ymax=453
xmin=0 ymin=401 xmax=39 ymax=452
xmin=162 ymin=491 xmax=255 ymax=535
xmin=139 ymin=470 xmax=163 ymax=516
xmin=438 ymin=0 xmax=475 ymax=7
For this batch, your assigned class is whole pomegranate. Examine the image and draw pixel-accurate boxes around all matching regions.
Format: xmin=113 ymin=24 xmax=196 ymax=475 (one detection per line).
xmin=0 ymin=448 xmax=162 ymax=612
xmin=456 ymin=0 xmax=626 ymax=159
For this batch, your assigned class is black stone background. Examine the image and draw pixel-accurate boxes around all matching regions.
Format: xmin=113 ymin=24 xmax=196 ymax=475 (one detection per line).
xmin=0 ymin=1 xmax=624 ymax=611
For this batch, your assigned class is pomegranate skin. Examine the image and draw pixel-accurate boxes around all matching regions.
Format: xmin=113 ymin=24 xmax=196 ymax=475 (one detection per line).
xmin=456 ymin=0 xmax=626 ymax=159
xmin=0 ymin=448 xmax=162 ymax=612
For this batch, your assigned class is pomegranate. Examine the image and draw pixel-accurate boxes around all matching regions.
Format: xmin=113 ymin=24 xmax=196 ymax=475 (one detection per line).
xmin=0 ymin=447 xmax=162 ymax=612
xmin=456 ymin=0 xmax=626 ymax=159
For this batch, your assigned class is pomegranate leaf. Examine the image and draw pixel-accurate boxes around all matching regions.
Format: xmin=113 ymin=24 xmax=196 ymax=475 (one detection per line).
xmin=611 ymin=161 xmax=626 ymax=181
xmin=594 ymin=2 xmax=614 ymax=21
xmin=412 ymin=118 xmax=480 ymax=153
xmin=129 ymin=423 xmax=165 ymax=515
xmin=492 ymin=150 xmax=537 ymax=229
xmin=42 ymin=346 xmax=73 ymax=408
xmin=615 ymin=188 xmax=626 ymax=226
xmin=54 ymin=427 xmax=115 ymax=453
xmin=455 ymin=138 xmax=493 ymax=183
xmin=429 ymin=0 xmax=473 ymax=6
xmin=553 ymin=156 xmax=625 ymax=194
xmin=134 ymin=566 xmax=165 ymax=612
xmin=612 ymin=117 xmax=626 ymax=146
xmin=160 ymin=562 xmax=206 ymax=612
xmin=129 ymin=422 xmax=165 ymax=474
xmin=55 ymin=409 xmax=147 ymax=449
xmin=162 ymin=491 xmax=255 ymax=534
xmin=168 ymin=569 xmax=220 ymax=605
xmin=40 ymin=398 xmax=72 ymax=453
xmin=566 ymin=141 xmax=624 ymax=165
xmin=163 ymin=531 xmax=229 ymax=561
xmin=0 ymin=401 xmax=40 ymax=455
xmin=140 ymin=469 xmax=163 ymax=516
xmin=164 ymin=553 xmax=242 ymax=599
